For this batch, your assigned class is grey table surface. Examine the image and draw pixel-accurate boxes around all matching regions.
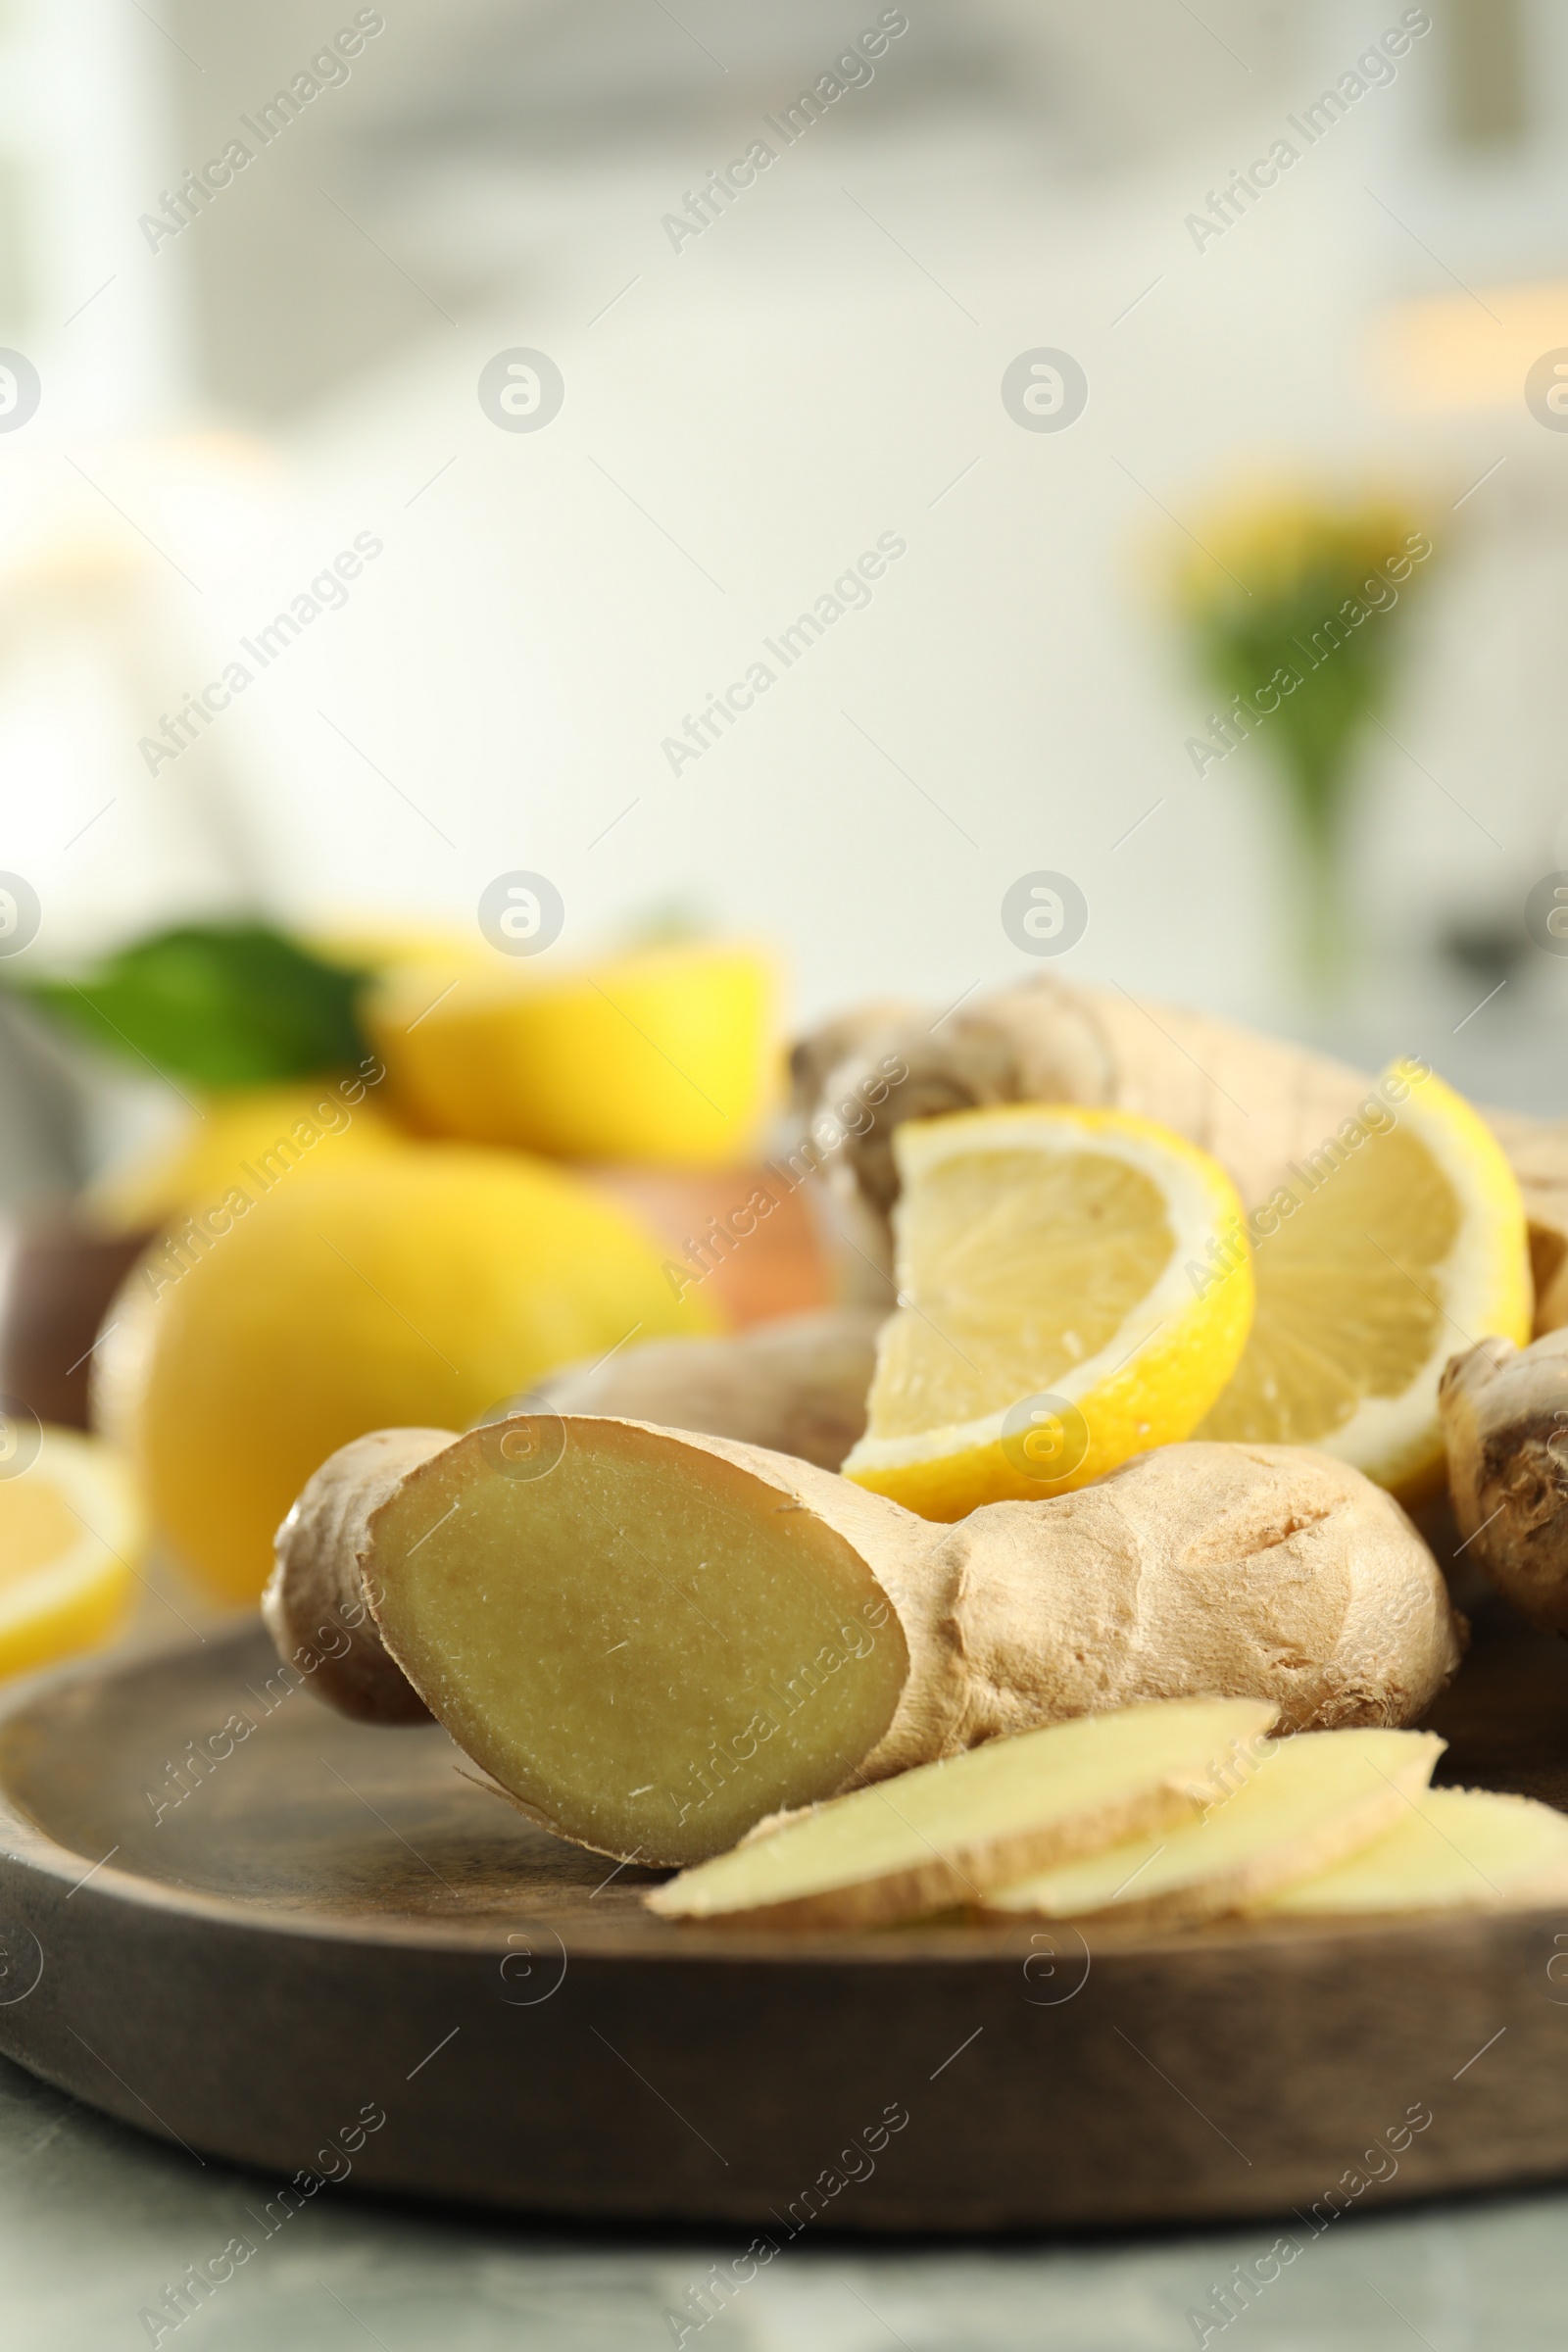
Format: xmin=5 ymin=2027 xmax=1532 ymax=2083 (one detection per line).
xmin=2 ymin=2044 xmax=1566 ymax=2352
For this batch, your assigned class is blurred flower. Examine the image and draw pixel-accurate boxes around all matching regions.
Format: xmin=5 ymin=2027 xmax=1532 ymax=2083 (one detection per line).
xmin=1170 ymin=480 xmax=1438 ymax=993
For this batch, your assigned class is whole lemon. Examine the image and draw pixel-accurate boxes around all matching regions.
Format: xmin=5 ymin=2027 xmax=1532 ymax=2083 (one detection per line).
xmin=83 ymin=1074 xmax=408 ymax=1237
xmin=365 ymin=941 xmax=779 ymax=1166
xmin=96 ymin=1147 xmax=718 ymax=1600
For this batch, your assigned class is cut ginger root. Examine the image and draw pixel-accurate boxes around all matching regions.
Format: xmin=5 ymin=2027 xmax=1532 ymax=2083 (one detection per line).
xmin=269 ymin=1419 xmax=1463 ymax=1869
xmin=273 ymin=1416 xmax=914 ymax=1866
xmin=982 ymin=1727 xmax=1444 ymax=1930
xmin=646 ymin=1697 xmax=1277 ymax=1930
xmin=1249 ymin=1785 xmax=1568 ymax=1916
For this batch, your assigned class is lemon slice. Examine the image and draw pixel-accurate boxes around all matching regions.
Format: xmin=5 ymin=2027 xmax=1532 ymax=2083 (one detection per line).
xmin=840 ymin=1105 xmax=1253 ymax=1520
xmin=1198 ymin=1059 xmax=1531 ymax=1498
xmin=363 ymin=941 xmax=778 ymax=1165
xmin=0 ymin=1426 xmax=142 ymax=1681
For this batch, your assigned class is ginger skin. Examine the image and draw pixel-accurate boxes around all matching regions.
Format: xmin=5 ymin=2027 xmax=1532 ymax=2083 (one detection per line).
xmin=268 ymin=1424 xmax=1462 ymax=1862
xmin=262 ymin=1427 xmax=453 ymax=1722
xmin=534 ymin=1307 xmax=880 ymax=1473
xmin=1440 ymin=1331 xmax=1568 ymax=1634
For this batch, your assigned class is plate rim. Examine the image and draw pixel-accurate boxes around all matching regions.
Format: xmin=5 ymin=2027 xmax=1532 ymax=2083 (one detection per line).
xmin=2 ymin=1618 xmax=1565 ymax=1972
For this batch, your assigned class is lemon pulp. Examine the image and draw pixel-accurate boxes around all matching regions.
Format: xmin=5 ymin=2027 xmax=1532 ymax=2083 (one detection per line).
xmin=1199 ymin=1061 xmax=1530 ymax=1494
xmin=868 ymin=1148 xmax=1174 ymax=1436
xmin=843 ymin=1104 xmax=1253 ymax=1519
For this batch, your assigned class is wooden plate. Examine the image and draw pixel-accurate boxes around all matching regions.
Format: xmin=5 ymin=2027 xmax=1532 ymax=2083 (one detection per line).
xmin=2 ymin=1600 xmax=1568 ymax=2233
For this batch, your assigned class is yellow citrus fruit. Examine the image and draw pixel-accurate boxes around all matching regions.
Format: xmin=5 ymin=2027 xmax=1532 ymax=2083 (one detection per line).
xmin=0 ymin=1426 xmax=142 ymax=1681
xmin=841 ymin=1105 xmax=1253 ymax=1520
xmin=365 ymin=940 xmax=779 ymax=1166
xmin=95 ymin=1147 xmax=720 ymax=1602
xmin=83 ymin=1078 xmax=409 ymax=1237
xmin=1198 ymin=1058 xmax=1531 ymax=1499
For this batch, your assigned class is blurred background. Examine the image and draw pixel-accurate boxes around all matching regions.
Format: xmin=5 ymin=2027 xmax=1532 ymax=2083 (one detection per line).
xmin=4 ymin=0 xmax=1568 ymax=1203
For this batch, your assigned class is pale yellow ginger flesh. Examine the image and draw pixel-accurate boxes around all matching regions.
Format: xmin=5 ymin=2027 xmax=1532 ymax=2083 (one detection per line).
xmin=365 ymin=1418 xmax=911 ymax=1867
xmin=1250 ymin=1785 xmax=1568 ymax=1915
xmin=983 ymin=1727 xmax=1443 ymax=1929
xmin=272 ymin=1424 xmax=1462 ymax=1871
xmin=646 ymin=1697 xmax=1276 ymax=1929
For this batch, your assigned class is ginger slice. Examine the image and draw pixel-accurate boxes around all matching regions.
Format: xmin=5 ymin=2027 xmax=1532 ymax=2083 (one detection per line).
xmin=983 ymin=1728 xmax=1443 ymax=1929
xmin=363 ymin=1417 xmax=911 ymax=1867
xmin=646 ymin=1697 xmax=1277 ymax=1929
xmin=1250 ymin=1785 xmax=1568 ymax=1916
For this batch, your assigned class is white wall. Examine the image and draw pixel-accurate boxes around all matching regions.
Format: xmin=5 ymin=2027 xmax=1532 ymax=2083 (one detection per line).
xmin=214 ymin=5 xmax=1567 ymax=1057
xmin=8 ymin=0 xmax=1568 ymax=1143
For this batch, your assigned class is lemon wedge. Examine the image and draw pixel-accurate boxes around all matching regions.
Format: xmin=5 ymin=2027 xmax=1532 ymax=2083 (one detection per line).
xmin=364 ymin=941 xmax=779 ymax=1166
xmin=1198 ymin=1058 xmax=1531 ymax=1499
xmin=840 ymin=1105 xmax=1253 ymax=1520
xmin=0 ymin=1426 xmax=142 ymax=1681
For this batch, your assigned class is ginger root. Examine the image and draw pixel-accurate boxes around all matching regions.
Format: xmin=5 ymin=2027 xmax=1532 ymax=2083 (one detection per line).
xmin=793 ymin=973 xmax=1568 ymax=1330
xmin=1440 ymin=1329 xmax=1568 ymax=1633
xmin=268 ymin=1423 xmax=1462 ymax=1867
xmin=533 ymin=1307 xmax=880 ymax=1472
xmin=263 ymin=1427 xmax=453 ymax=1723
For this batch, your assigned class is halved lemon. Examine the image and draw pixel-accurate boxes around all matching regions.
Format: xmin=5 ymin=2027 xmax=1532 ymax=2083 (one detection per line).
xmin=0 ymin=1426 xmax=143 ymax=1681
xmin=841 ymin=1105 xmax=1253 ymax=1520
xmin=1197 ymin=1059 xmax=1531 ymax=1499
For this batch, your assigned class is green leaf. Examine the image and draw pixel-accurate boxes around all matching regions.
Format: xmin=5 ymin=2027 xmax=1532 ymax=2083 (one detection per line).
xmin=6 ymin=922 xmax=373 ymax=1088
